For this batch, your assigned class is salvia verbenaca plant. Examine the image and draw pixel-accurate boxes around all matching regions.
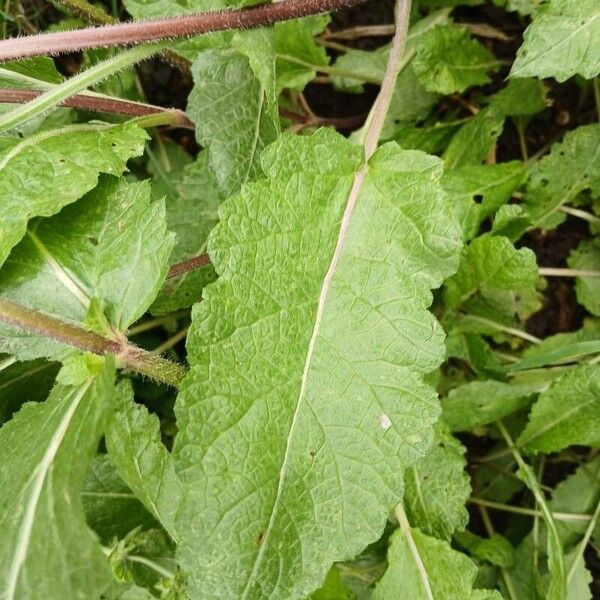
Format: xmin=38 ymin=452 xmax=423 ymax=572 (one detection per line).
xmin=0 ymin=0 xmax=600 ymax=598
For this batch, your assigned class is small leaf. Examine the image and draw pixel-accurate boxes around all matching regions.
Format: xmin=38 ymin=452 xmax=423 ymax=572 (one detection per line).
xmin=105 ymin=381 xmax=182 ymax=541
xmin=0 ymin=122 xmax=147 ymax=268
xmin=404 ymin=424 xmax=470 ymax=540
xmin=518 ymin=364 xmax=600 ymax=453
xmin=511 ymin=0 xmax=600 ymax=82
xmin=0 ymin=358 xmax=115 ymax=599
xmin=413 ymin=25 xmax=498 ymax=94
xmin=568 ymin=239 xmax=600 ymax=316
xmin=489 ymin=78 xmax=549 ymax=117
xmin=454 ymin=530 xmax=515 ymax=568
xmin=372 ymin=522 xmax=502 ymax=599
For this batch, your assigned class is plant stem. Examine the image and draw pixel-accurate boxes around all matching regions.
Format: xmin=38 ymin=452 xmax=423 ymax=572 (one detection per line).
xmin=567 ymin=497 xmax=600 ymax=583
xmin=277 ymin=53 xmax=383 ymax=84
xmin=0 ymin=0 xmax=369 ymax=61
xmin=55 ymin=0 xmax=116 ymax=25
xmin=457 ymin=314 xmax=541 ymax=344
xmin=469 ymin=497 xmax=591 ymax=522
xmin=0 ymin=298 xmax=186 ymax=388
xmin=559 ymin=206 xmax=600 ymax=225
xmin=167 ymin=254 xmax=212 ymax=279
xmin=0 ymin=42 xmax=166 ymax=133
xmin=127 ymin=309 xmax=190 ymax=336
xmin=0 ymin=87 xmax=193 ymax=128
xmin=539 ymin=267 xmax=600 ymax=278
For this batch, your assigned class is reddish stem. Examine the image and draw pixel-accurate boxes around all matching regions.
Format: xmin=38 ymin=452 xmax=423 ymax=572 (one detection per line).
xmin=0 ymin=88 xmax=194 ymax=128
xmin=0 ymin=0 xmax=368 ymax=61
xmin=167 ymin=254 xmax=211 ymax=279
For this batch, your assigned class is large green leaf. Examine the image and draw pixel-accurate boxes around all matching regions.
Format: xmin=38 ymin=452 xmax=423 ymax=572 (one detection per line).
xmin=174 ymin=130 xmax=462 ymax=598
xmin=0 ymin=177 xmax=175 ymax=360
xmin=0 ymin=357 xmax=114 ymax=599
xmin=511 ymin=0 xmax=600 ymax=81
xmin=0 ymin=122 xmax=147 ymax=268
xmin=105 ymin=381 xmax=182 ymax=541
xmin=518 ymin=364 xmax=600 ymax=453
xmin=372 ymin=522 xmax=502 ymax=599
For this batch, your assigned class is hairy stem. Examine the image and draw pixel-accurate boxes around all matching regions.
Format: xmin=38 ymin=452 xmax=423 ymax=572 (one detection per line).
xmin=0 ymin=298 xmax=186 ymax=388
xmin=167 ymin=253 xmax=211 ymax=279
xmin=0 ymin=43 xmax=165 ymax=132
xmin=0 ymin=87 xmax=193 ymax=128
xmin=55 ymin=0 xmax=116 ymax=25
xmin=0 ymin=0 xmax=368 ymax=61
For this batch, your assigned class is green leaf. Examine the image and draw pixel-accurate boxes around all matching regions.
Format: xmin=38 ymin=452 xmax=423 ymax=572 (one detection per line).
xmin=187 ymin=45 xmax=279 ymax=198
xmin=443 ymin=380 xmax=543 ymax=431
xmin=454 ymin=530 xmax=515 ymax=568
xmin=309 ymin=567 xmax=356 ymax=600
xmin=489 ymin=78 xmax=549 ymax=117
xmin=275 ymin=15 xmax=330 ymax=91
xmin=372 ymin=522 xmax=502 ymax=599
xmin=413 ymin=25 xmax=498 ymax=94
xmin=0 ymin=122 xmax=147 ymax=268
xmin=568 ymin=239 xmax=600 ymax=316
xmin=174 ymin=130 xmax=462 ymax=598
xmin=518 ymin=364 xmax=600 ymax=453
xmin=404 ymin=424 xmax=470 ymax=541
xmin=151 ymin=151 xmax=220 ymax=315
xmin=443 ymin=235 xmax=539 ymax=312
xmin=525 ymin=124 xmax=600 ymax=229
xmin=566 ymin=548 xmax=593 ymax=600
xmin=0 ymin=177 xmax=175 ymax=360
xmin=0 ymin=357 xmax=114 ymax=599
xmin=511 ymin=0 xmax=600 ymax=82
xmin=82 ymin=455 xmax=158 ymax=543
xmin=105 ymin=381 xmax=182 ymax=542
xmin=549 ymin=456 xmax=600 ymax=548
xmin=443 ymin=108 xmax=505 ymax=169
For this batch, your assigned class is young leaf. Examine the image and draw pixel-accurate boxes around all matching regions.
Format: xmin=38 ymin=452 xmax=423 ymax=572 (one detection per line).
xmin=0 ymin=177 xmax=175 ymax=360
xmin=0 ymin=122 xmax=147 ymax=268
xmin=511 ymin=0 xmax=600 ymax=82
xmin=568 ymin=239 xmax=600 ymax=316
xmin=525 ymin=123 xmax=600 ymax=230
xmin=489 ymin=78 xmax=549 ymax=117
xmin=372 ymin=516 xmax=502 ymax=599
xmin=443 ymin=235 xmax=539 ymax=312
xmin=403 ymin=424 xmax=470 ymax=540
xmin=413 ymin=25 xmax=498 ymax=94
xmin=443 ymin=108 xmax=505 ymax=169
xmin=454 ymin=530 xmax=515 ymax=568
xmin=0 ymin=357 xmax=114 ymax=599
xmin=105 ymin=381 xmax=182 ymax=541
xmin=187 ymin=42 xmax=279 ymax=198
xmin=443 ymin=380 xmax=543 ymax=432
xmin=518 ymin=364 xmax=600 ymax=453
xmin=174 ymin=130 xmax=462 ymax=598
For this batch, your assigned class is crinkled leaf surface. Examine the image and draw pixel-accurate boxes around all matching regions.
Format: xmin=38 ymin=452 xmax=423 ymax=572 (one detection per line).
xmin=187 ymin=43 xmax=279 ymax=198
xmin=0 ymin=177 xmax=174 ymax=360
xmin=518 ymin=364 xmax=600 ymax=453
xmin=525 ymin=124 xmax=600 ymax=229
xmin=413 ymin=25 xmax=498 ymax=94
xmin=443 ymin=235 xmax=539 ymax=312
xmin=372 ymin=525 xmax=502 ymax=600
xmin=0 ymin=122 xmax=147 ymax=268
xmin=174 ymin=129 xmax=462 ymax=599
xmin=511 ymin=0 xmax=600 ymax=81
xmin=0 ymin=358 xmax=114 ymax=599
xmin=403 ymin=424 xmax=470 ymax=540
xmin=106 ymin=381 xmax=182 ymax=541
